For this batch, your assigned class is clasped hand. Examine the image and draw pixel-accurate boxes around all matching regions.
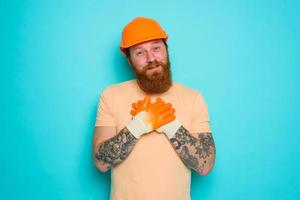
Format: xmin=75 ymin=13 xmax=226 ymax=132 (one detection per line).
xmin=130 ymin=96 xmax=176 ymax=130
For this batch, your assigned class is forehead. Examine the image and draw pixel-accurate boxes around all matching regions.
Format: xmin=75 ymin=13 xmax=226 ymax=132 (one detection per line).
xmin=130 ymin=39 xmax=164 ymax=50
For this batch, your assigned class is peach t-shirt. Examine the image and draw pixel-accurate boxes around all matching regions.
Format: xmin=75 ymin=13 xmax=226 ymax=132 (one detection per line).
xmin=95 ymin=79 xmax=211 ymax=200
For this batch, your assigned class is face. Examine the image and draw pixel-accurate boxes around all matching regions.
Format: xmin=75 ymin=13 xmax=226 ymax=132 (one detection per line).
xmin=128 ymin=39 xmax=172 ymax=94
xmin=129 ymin=39 xmax=168 ymax=77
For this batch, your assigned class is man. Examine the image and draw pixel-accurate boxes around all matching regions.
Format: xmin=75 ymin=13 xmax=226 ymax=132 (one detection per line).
xmin=93 ymin=17 xmax=216 ymax=200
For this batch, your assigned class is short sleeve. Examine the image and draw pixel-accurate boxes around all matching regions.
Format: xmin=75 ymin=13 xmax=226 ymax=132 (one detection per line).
xmin=190 ymin=92 xmax=211 ymax=133
xmin=94 ymin=87 xmax=116 ymax=127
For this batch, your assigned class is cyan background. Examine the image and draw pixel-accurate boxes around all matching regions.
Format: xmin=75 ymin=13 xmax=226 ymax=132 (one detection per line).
xmin=1 ymin=0 xmax=300 ymax=199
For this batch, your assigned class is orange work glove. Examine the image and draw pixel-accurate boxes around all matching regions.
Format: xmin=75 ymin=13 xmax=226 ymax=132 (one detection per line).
xmin=130 ymin=97 xmax=176 ymax=130
xmin=146 ymin=98 xmax=176 ymax=129
xmin=126 ymin=95 xmax=153 ymax=139
xmin=130 ymin=95 xmax=151 ymax=117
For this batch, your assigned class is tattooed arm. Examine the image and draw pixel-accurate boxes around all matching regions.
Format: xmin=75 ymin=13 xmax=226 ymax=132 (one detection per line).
xmin=168 ymin=126 xmax=216 ymax=176
xmin=130 ymin=95 xmax=215 ymax=175
xmin=93 ymin=126 xmax=138 ymax=172
xmin=93 ymin=108 xmax=157 ymax=172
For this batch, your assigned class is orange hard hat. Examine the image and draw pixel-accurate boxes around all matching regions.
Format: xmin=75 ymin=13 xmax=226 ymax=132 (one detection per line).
xmin=120 ymin=17 xmax=168 ymax=55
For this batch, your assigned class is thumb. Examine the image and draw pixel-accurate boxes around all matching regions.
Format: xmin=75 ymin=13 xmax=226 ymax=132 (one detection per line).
xmin=143 ymin=95 xmax=151 ymax=107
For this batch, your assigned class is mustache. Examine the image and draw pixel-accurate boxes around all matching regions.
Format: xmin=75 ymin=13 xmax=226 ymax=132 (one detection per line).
xmin=143 ymin=61 xmax=164 ymax=71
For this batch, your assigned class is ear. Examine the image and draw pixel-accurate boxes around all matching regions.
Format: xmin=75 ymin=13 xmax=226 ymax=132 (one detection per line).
xmin=127 ymin=57 xmax=133 ymax=66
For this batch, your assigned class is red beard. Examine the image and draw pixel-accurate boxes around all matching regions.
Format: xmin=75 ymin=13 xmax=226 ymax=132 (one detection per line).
xmin=131 ymin=58 xmax=172 ymax=94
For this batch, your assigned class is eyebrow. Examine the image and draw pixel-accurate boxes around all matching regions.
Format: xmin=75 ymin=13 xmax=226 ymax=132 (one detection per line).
xmin=131 ymin=46 xmax=143 ymax=52
xmin=131 ymin=40 xmax=163 ymax=51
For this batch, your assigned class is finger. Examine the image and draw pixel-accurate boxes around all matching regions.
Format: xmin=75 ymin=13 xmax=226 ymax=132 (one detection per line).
xmin=143 ymin=95 xmax=151 ymax=105
xmin=153 ymin=115 xmax=176 ymax=129
xmin=157 ymin=104 xmax=172 ymax=114
xmin=132 ymin=103 xmax=139 ymax=110
xmin=165 ymin=103 xmax=173 ymax=108
xmin=132 ymin=96 xmax=150 ymax=107
xmin=130 ymin=109 xmax=138 ymax=116
xmin=134 ymin=100 xmax=145 ymax=107
xmin=159 ymin=108 xmax=176 ymax=119
xmin=160 ymin=108 xmax=175 ymax=116
xmin=151 ymin=100 xmax=165 ymax=109
xmin=156 ymin=97 xmax=165 ymax=103
xmin=137 ymin=100 xmax=144 ymax=105
xmin=160 ymin=115 xmax=176 ymax=126
xmin=154 ymin=103 xmax=174 ymax=116
xmin=133 ymin=101 xmax=145 ymax=110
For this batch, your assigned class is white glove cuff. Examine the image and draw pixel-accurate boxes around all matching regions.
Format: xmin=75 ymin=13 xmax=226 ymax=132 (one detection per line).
xmin=126 ymin=111 xmax=152 ymax=139
xmin=161 ymin=119 xmax=182 ymax=139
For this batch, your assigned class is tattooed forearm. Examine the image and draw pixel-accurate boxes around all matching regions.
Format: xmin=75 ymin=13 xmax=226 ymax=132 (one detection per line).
xmin=170 ymin=126 xmax=216 ymax=175
xmin=95 ymin=127 xmax=138 ymax=170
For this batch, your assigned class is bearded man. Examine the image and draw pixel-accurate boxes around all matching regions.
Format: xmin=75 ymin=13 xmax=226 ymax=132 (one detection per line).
xmin=93 ymin=17 xmax=216 ymax=200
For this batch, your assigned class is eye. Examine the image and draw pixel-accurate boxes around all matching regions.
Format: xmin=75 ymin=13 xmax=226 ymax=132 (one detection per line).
xmin=135 ymin=50 xmax=144 ymax=57
xmin=153 ymin=46 xmax=161 ymax=51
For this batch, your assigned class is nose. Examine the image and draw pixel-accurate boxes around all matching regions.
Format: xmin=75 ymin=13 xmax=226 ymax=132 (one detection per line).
xmin=146 ymin=51 xmax=155 ymax=63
